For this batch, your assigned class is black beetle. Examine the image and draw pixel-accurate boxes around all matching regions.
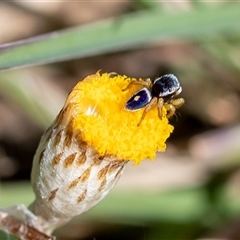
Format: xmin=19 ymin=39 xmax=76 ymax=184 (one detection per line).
xmin=123 ymin=74 xmax=184 ymax=126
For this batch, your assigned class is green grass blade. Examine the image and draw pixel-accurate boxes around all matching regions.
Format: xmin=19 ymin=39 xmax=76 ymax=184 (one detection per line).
xmin=0 ymin=5 xmax=239 ymax=71
xmin=0 ymin=231 xmax=18 ymax=240
xmin=2 ymin=182 xmax=240 ymax=225
xmin=0 ymin=71 xmax=56 ymax=128
xmin=0 ymin=182 xmax=34 ymax=207
xmin=0 ymin=182 xmax=207 ymax=223
xmin=84 ymin=188 xmax=208 ymax=224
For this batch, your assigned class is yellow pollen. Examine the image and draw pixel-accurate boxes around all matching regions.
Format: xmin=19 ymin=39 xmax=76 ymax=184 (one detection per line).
xmin=63 ymin=72 xmax=174 ymax=164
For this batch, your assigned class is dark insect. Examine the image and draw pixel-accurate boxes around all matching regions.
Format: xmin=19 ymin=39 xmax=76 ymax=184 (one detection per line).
xmin=123 ymin=74 xmax=184 ymax=126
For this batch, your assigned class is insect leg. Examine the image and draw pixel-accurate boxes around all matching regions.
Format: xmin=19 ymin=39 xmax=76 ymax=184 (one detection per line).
xmin=108 ymin=72 xmax=118 ymax=77
xmin=122 ymin=79 xmax=151 ymax=92
xmin=137 ymin=97 xmax=158 ymax=127
xmin=164 ymin=104 xmax=176 ymax=118
xmin=169 ymin=98 xmax=185 ymax=109
xmin=157 ymin=98 xmax=164 ymax=119
xmin=164 ymin=98 xmax=185 ymax=119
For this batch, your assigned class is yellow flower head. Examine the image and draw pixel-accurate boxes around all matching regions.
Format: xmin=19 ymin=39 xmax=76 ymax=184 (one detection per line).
xmin=63 ymin=72 xmax=174 ymax=164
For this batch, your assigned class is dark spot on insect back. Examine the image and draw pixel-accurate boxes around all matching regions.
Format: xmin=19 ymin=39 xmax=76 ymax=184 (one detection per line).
xmin=126 ymin=88 xmax=151 ymax=110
